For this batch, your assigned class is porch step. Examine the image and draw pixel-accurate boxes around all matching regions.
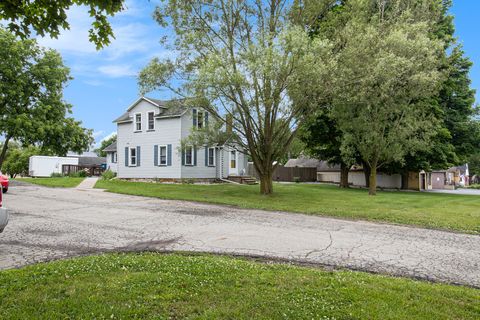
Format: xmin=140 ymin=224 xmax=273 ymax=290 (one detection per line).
xmin=227 ymin=175 xmax=258 ymax=185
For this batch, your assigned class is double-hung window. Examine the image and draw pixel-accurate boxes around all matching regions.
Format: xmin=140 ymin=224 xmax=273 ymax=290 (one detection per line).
xmin=197 ymin=111 xmax=204 ymax=129
xmin=208 ymin=147 xmax=215 ymax=166
xmin=129 ymin=147 xmax=137 ymax=166
xmin=185 ymin=146 xmax=193 ymax=165
xmin=159 ymin=145 xmax=167 ymax=166
xmin=135 ymin=113 xmax=142 ymax=131
xmin=147 ymin=111 xmax=155 ymax=130
xmin=111 ymin=152 xmax=117 ymax=163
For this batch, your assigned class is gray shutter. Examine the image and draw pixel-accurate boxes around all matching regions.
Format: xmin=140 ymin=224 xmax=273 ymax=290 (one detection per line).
xmin=111 ymin=153 xmax=114 ymax=163
xmin=136 ymin=146 xmax=141 ymax=167
xmin=125 ymin=147 xmax=128 ymax=166
xmin=167 ymin=144 xmax=172 ymax=166
xmin=154 ymin=145 xmax=158 ymax=166
xmin=205 ymin=147 xmax=208 ymax=166
xmin=181 ymin=149 xmax=185 ymax=166
xmin=193 ymin=147 xmax=197 ymax=166
xmin=205 ymin=112 xmax=209 ymax=127
xmin=192 ymin=109 xmax=197 ymax=127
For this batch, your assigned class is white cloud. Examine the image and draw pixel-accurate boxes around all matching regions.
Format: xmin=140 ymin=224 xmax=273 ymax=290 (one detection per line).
xmin=92 ymin=130 xmax=105 ymax=138
xmin=101 ymin=131 xmax=117 ymax=142
xmin=98 ymin=65 xmax=137 ymax=78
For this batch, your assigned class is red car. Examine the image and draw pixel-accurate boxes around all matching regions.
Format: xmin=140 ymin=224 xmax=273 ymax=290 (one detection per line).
xmin=0 ymin=172 xmax=8 ymax=193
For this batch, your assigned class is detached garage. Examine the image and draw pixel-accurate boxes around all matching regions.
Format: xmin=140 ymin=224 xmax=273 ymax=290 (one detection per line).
xmin=29 ymin=156 xmax=79 ymax=177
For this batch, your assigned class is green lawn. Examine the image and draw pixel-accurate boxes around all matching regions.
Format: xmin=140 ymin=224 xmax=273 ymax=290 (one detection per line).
xmin=96 ymin=180 xmax=480 ymax=234
xmin=16 ymin=177 xmax=85 ymax=188
xmin=0 ymin=253 xmax=477 ymax=319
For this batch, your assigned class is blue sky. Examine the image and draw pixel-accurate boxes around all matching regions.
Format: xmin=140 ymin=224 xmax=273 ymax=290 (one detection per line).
xmin=35 ymin=0 xmax=480 ymax=148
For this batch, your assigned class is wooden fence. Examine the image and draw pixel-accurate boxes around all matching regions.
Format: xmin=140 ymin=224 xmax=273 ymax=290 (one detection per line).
xmin=247 ymin=164 xmax=317 ymax=182
xmin=62 ymin=165 xmax=104 ymax=177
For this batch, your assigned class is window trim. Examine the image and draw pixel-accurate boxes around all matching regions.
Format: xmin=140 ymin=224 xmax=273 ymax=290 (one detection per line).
xmin=129 ymin=147 xmax=137 ymax=166
xmin=147 ymin=111 xmax=155 ymax=131
xmin=197 ymin=111 xmax=204 ymax=129
xmin=112 ymin=151 xmax=117 ymax=164
xmin=158 ymin=145 xmax=168 ymax=166
xmin=230 ymin=149 xmax=237 ymax=169
xmin=194 ymin=110 xmax=207 ymax=129
xmin=207 ymin=147 xmax=215 ymax=166
xmin=134 ymin=113 xmax=142 ymax=132
xmin=184 ymin=145 xmax=193 ymax=166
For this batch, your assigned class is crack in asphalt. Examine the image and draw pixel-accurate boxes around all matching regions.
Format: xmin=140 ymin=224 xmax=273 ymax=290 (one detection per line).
xmin=1 ymin=185 xmax=479 ymax=288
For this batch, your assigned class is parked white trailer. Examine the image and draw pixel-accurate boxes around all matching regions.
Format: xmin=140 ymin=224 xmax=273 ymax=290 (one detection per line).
xmin=29 ymin=156 xmax=79 ymax=177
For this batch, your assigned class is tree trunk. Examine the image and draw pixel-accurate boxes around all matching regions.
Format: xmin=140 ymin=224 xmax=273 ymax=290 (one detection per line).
xmin=259 ymin=171 xmax=273 ymax=195
xmin=363 ymin=161 xmax=371 ymax=188
xmin=401 ymin=172 xmax=409 ymax=190
xmin=339 ymin=163 xmax=349 ymax=188
xmin=0 ymin=136 xmax=11 ymax=170
xmin=369 ymin=166 xmax=377 ymax=196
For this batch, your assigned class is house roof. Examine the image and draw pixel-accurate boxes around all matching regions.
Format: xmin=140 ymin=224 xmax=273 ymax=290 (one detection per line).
xmin=102 ymin=141 xmax=117 ymax=152
xmin=155 ymin=100 xmax=189 ymax=118
xmin=78 ymin=156 xmax=106 ymax=167
xmin=114 ymin=97 xmax=189 ymax=123
xmin=285 ymin=157 xmax=341 ymax=172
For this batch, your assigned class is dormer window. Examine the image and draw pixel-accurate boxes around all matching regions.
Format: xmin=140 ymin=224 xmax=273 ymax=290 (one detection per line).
xmin=147 ymin=111 xmax=155 ymax=130
xmin=135 ymin=113 xmax=142 ymax=131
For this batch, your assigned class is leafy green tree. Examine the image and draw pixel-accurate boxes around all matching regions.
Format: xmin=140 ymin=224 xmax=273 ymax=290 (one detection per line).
xmin=95 ymin=134 xmax=117 ymax=157
xmin=0 ymin=28 xmax=93 ymax=169
xmin=139 ymin=0 xmax=335 ymax=194
xmin=328 ymin=0 xmax=444 ymax=195
xmin=469 ymin=153 xmax=480 ymax=178
xmin=299 ymin=109 xmax=350 ymax=187
xmin=2 ymin=146 xmax=41 ymax=178
xmin=391 ymin=1 xmax=479 ymax=185
xmin=0 ymin=0 xmax=124 ymax=49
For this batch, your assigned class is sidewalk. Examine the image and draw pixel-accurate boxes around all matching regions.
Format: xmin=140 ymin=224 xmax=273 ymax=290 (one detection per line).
xmin=75 ymin=177 xmax=99 ymax=190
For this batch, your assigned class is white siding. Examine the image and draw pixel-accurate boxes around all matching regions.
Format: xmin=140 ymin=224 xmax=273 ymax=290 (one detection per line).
xmin=117 ymin=100 xmax=182 ymax=179
xmin=317 ymin=171 xmax=402 ymax=189
xmin=115 ymin=100 xmax=249 ymax=179
xmin=29 ymin=156 xmax=78 ymax=177
xmin=180 ymin=109 xmax=218 ymax=179
xmin=105 ymin=152 xmax=118 ymax=173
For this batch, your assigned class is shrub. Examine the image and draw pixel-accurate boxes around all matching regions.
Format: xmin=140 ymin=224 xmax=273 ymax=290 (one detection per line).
xmin=68 ymin=170 xmax=88 ymax=178
xmin=293 ymin=176 xmax=301 ymax=183
xmin=101 ymin=170 xmax=116 ymax=180
xmin=181 ymin=178 xmax=195 ymax=184
xmin=50 ymin=172 xmax=64 ymax=178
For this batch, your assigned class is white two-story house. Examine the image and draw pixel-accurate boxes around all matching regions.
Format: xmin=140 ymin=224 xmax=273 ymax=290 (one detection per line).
xmin=104 ymin=96 xmax=248 ymax=181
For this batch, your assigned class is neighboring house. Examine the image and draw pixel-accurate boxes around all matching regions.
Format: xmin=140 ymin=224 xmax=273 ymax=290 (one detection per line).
xmin=112 ymin=96 xmax=248 ymax=181
xmin=103 ymin=141 xmax=118 ymax=173
xmin=29 ymin=155 xmax=106 ymax=177
xmin=285 ymin=157 xmax=404 ymax=189
xmin=286 ymin=156 xmax=472 ymax=190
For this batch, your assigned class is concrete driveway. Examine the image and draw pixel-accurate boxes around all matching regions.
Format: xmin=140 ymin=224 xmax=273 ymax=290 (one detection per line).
xmin=1 ymin=184 xmax=479 ymax=287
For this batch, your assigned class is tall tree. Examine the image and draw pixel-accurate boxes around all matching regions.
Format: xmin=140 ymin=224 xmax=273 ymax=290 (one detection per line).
xmin=139 ymin=0 xmax=335 ymax=194
xmin=0 ymin=28 xmax=93 ymax=169
xmin=0 ymin=0 xmax=124 ymax=49
xmin=299 ymin=109 xmax=351 ymax=188
xmin=328 ymin=0 xmax=444 ymax=195
xmin=393 ymin=0 xmax=479 ymax=184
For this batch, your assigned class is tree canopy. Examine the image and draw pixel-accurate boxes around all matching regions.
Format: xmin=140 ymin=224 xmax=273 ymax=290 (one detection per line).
xmin=95 ymin=135 xmax=117 ymax=157
xmin=324 ymin=0 xmax=445 ymax=195
xmin=139 ymin=0 xmax=335 ymax=194
xmin=0 ymin=28 xmax=93 ymax=169
xmin=0 ymin=0 xmax=124 ymax=49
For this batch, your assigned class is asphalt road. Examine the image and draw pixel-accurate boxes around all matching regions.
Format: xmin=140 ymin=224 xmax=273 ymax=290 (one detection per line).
xmin=1 ymin=184 xmax=479 ymax=287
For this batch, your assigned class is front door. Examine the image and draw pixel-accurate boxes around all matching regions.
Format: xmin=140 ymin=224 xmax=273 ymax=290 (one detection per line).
xmin=229 ymin=149 xmax=238 ymax=175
